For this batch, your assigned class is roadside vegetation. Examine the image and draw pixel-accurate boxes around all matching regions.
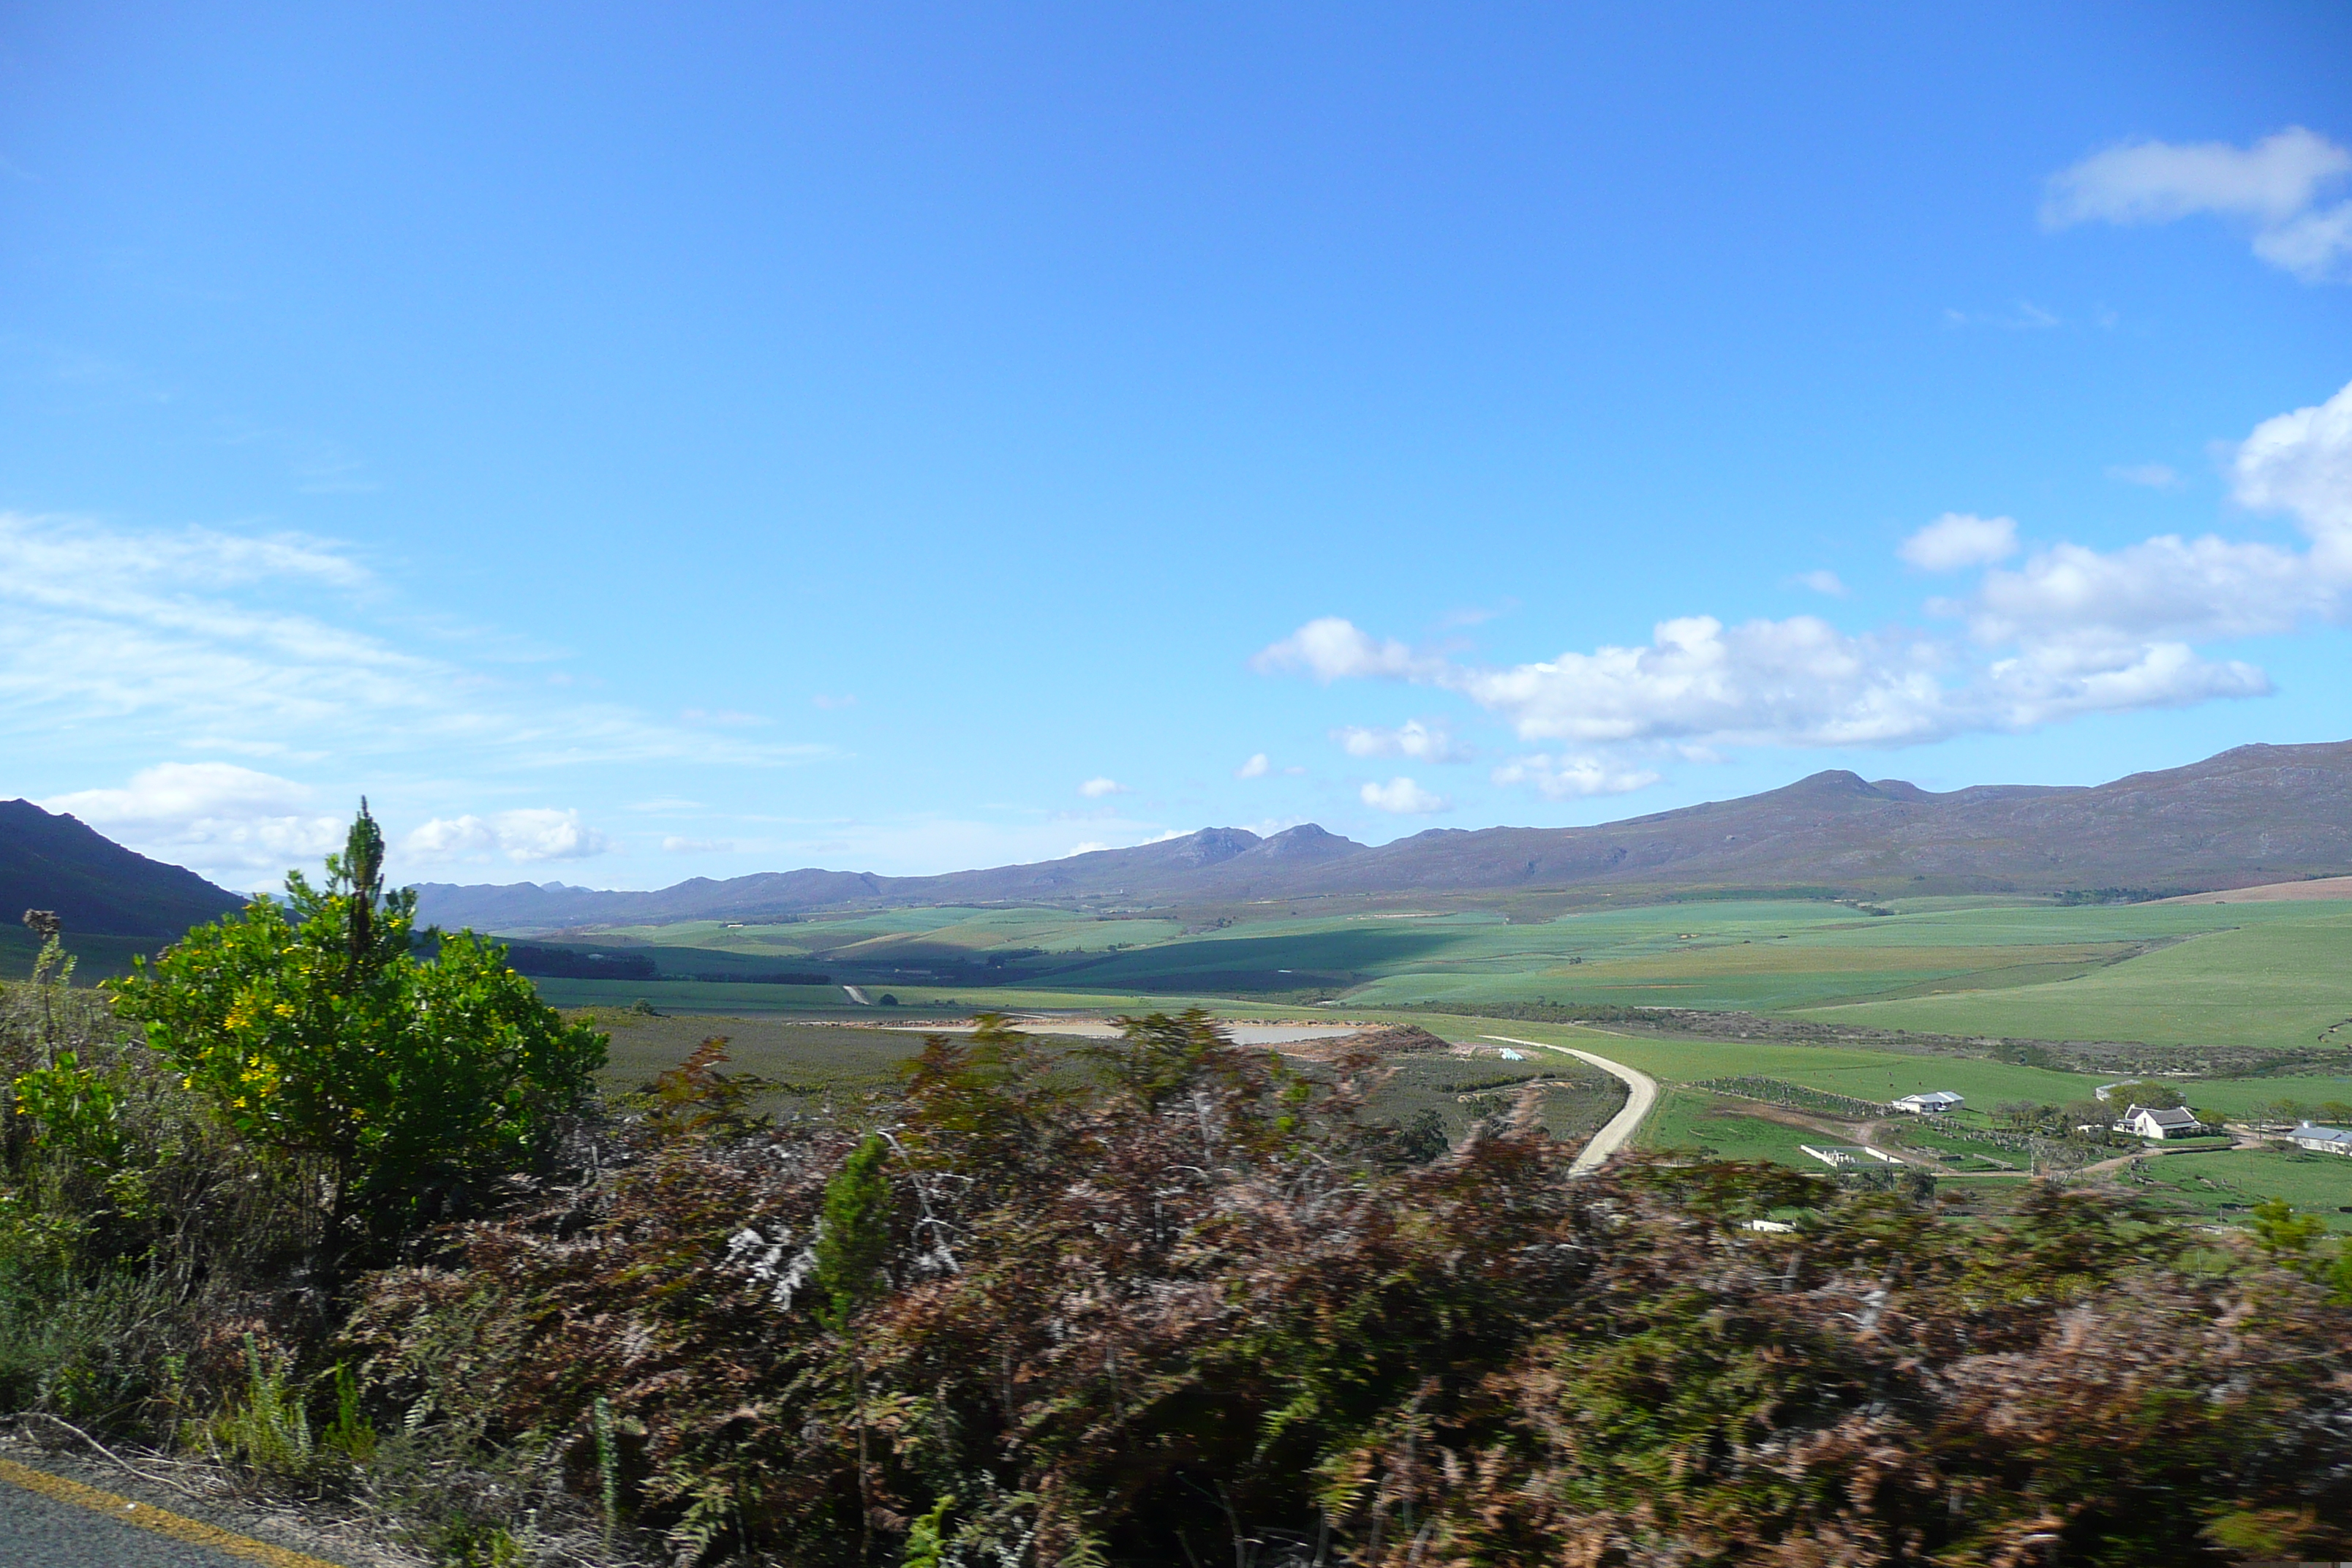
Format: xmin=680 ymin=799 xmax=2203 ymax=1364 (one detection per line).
xmin=7 ymin=815 xmax=2352 ymax=1563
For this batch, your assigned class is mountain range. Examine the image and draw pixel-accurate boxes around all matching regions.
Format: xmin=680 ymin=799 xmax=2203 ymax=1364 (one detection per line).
xmin=413 ymin=739 xmax=2352 ymax=932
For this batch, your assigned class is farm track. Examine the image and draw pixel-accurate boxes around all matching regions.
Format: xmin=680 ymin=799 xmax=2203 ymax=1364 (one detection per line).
xmin=1481 ymin=1036 xmax=1657 ymax=1176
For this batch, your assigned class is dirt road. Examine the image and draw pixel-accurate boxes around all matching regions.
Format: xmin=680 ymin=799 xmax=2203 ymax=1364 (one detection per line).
xmin=1481 ymin=1035 xmax=1659 ymax=1176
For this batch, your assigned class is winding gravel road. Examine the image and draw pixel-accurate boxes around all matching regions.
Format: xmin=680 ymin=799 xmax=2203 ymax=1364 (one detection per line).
xmin=1481 ymin=1035 xmax=1659 ymax=1175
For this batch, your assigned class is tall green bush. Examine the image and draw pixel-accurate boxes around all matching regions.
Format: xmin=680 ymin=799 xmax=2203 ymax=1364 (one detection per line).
xmin=107 ymin=804 xmax=606 ymax=1259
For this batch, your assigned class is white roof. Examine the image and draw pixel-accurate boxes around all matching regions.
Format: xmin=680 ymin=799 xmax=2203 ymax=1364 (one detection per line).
xmin=2293 ymin=1121 xmax=2352 ymax=1145
xmin=1897 ymin=1090 xmax=1964 ymax=1107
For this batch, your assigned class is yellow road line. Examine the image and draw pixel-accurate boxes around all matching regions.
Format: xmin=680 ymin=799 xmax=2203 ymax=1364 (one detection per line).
xmin=0 ymin=1455 xmax=349 ymax=1568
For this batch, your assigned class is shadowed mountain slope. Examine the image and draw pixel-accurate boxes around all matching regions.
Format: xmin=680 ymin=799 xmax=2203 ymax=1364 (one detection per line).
xmin=0 ymin=799 xmax=249 ymax=938
xmin=412 ymin=741 xmax=2352 ymax=932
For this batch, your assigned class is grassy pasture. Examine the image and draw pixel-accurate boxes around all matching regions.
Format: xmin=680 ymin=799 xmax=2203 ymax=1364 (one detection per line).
xmin=1806 ymin=905 xmax=2352 ymax=1052
xmin=1637 ymin=1088 xmax=1846 ymax=1165
xmin=2114 ymin=1147 xmax=2352 ymax=1231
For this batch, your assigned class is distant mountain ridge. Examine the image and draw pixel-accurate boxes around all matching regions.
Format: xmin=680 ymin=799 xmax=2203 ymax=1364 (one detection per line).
xmin=412 ymin=740 xmax=2352 ymax=932
xmin=0 ymin=800 xmax=249 ymax=939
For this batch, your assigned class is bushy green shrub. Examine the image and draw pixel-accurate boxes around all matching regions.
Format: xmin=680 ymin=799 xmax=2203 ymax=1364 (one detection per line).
xmin=108 ymin=805 xmax=606 ymax=1260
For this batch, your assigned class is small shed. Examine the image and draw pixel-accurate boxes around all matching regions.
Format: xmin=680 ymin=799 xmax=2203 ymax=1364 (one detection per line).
xmin=2124 ymin=1104 xmax=2202 ymax=1141
xmin=1891 ymin=1090 xmax=1964 ymax=1115
xmin=2289 ymin=1122 xmax=2352 ymax=1156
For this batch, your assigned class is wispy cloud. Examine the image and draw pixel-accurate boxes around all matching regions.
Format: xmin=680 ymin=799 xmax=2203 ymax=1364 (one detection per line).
xmin=1940 ymin=301 xmax=2062 ymax=330
xmin=1235 ymin=753 xmax=1271 ymax=779
xmin=1077 ymin=776 xmax=1131 ymax=799
xmin=1790 ymin=569 xmax=1848 ymax=598
xmin=2043 ymin=127 xmax=2352 ymax=283
xmin=0 ymin=511 xmax=843 ymax=773
xmin=1490 ymin=754 xmax=1660 ymax=801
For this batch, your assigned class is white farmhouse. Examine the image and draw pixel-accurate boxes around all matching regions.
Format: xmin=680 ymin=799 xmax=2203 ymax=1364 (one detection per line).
xmin=2289 ymin=1122 xmax=2352 ymax=1156
xmin=1891 ymin=1090 xmax=1964 ymax=1115
xmin=2122 ymin=1104 xmax=2201 ymax=1141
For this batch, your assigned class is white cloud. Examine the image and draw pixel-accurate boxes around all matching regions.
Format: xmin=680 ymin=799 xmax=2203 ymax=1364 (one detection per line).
xmin=1456 ymin=614 xmax=1954 ymax=745
xmin=1077 ymin=776 xmax=1130 ymax=799
xmin=1976 ymin=640 xmax=2269 ymax=729
xmin=1252 ymin=617 xmax=1438 ymax=682
xmin=1360 ymin=777 xmax=1450 ymax=815
xmin=40 ymin=762 xmax=345 ymax=881
xmin=2043 ymin=127 xmax=2352 ymax=282
xmin=1963 ymin=534 xmax=2325 ymax=649
xmin=1235 ymin=753 xmax=1271 ymax=779
xmin=404 ymin=809 xmax=613 ymax=864
xmin=1490 ymin=755 xmax=1662 ymax=800
xmin=1792 ymin=569 xmax=1848 ymax=597
xmin=2255 ymin=200 xmax=2352 ymax=281
xmin=2107 ymin=463 xmax=2179 ymax=489
xmin=2233 ymin=376 xmax=2352 ymax=576
xmin=1333 ymin=719 xmax=1470 ymax=762
xmin=662 ymin=836 xmax=735 ymax=853
xmin=2045 ymin=127 xmax=2349 ymax=227
xmin=1064 ymin=840 xmax=1111 ymax=856
xmin=1259 ymin=380 xmax=2352 ymax=764
xmin=1900 ymin=513 xmax=2019 ymax=571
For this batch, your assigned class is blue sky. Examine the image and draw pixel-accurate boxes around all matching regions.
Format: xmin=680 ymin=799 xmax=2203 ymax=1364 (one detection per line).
xmin=4 ymin=3 xmax=2351 ymax=892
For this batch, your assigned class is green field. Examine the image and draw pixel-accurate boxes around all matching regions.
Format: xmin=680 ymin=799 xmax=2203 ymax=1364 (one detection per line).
xmin=1637 ymin=1087 xmax=1850 ymax=1165
xmin=1808 ymin=905 xmax=2352 ymax=1051
xmin=489 ymin=892 xmax=2352 ymax=1233
xmin=2113 ymin=1147 xmax=2352 ymax=1231
xmin=519 ymin=895 xmax=2352 ymax=1060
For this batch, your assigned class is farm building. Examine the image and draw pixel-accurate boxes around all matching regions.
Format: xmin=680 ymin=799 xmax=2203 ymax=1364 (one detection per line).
xmin=2289 ymin=1122 xmax=2352 ymax=1155
xmin=2122 ymin=1104 xmax=2202 ymax=1140
xmin=1891 ymin=1090 xmax=1964 ymax=1114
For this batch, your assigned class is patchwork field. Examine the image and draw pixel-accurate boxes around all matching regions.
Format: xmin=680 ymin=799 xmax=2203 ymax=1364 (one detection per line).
xmin=515 ymin=895 xmax=2352 ymax=1055
xmin=494 ymin=891 xmax=2352 ymax=1231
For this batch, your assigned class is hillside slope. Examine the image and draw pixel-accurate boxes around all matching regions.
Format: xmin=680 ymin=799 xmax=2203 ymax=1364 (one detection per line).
xmin=412 ymin=740 xmax=2352 ymax=931
xmin=0 ymin=800 xmax=248 ymax=938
